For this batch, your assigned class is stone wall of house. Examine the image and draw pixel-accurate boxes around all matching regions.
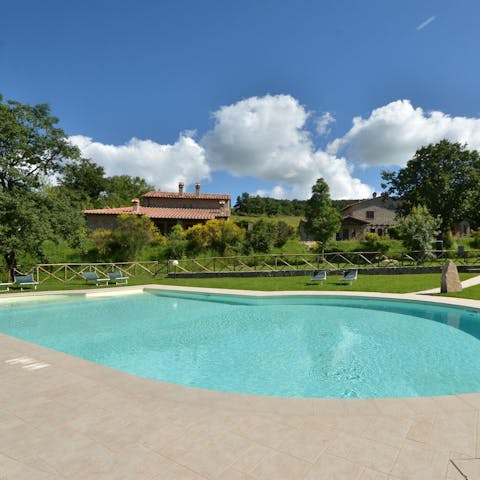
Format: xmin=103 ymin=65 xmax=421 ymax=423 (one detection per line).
xmin=143 ymin=196 xmax=230 ymax=212
xmin=85 ymin=214 xmax=118 ymax=231
xmin=343 ymin=197 xmax=398 ymax=226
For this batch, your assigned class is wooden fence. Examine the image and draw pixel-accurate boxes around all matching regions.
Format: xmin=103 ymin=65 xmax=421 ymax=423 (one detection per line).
xmin=3 ymin=249 xmax=480 ymax=283
xmin=2 ymin=261 xmax=163 ymax=284
xmin=167 ymin=250 xmax=480 ymax=274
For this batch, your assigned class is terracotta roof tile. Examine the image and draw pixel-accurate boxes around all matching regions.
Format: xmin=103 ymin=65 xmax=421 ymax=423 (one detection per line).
xmin=142 ymin=190 xmax=230 ymax=200
xmin=84 ymin=206 xmax=228 ymax=220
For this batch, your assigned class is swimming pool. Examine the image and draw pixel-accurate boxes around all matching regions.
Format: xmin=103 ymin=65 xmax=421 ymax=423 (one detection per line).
xmin=1 ymin=290 xmax=480 ymax=398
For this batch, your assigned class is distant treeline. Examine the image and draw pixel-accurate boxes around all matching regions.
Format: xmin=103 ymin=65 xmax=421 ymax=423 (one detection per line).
xmin=233 ymin=192 xmax=358 ymax=216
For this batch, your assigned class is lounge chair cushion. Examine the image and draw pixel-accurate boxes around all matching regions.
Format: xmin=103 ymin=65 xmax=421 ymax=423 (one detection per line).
xmin=81 ymin=271 xmax=109 ymax=286
xmin=13 ymin=274 xmax=39 ymax=291
xmin=311 ymin=270 xmax=327 ymax=283
xmin=108 ymin=271 xmax=128 ymax=285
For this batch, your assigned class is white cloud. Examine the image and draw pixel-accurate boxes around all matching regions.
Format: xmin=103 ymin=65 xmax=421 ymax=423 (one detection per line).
xmin=316 ymin=112 xmax=336 ymax=136
xmin=328 ymin=100 xmax=480 ymax=167
xmin=202 ymin=94 xmax=372 ymax=199
xmin=416 ymin=16 xmax=436 ymax=31
xmin=69 ymin=133 xmax=210 ymax=191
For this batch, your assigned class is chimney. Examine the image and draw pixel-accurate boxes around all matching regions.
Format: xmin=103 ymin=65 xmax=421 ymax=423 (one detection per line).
xmin=131 ymin=198 xmax=140 ymax=213
xmin=178 ymin=182 xmax=184 ymax=196
xmin=195 ymin=182 xmax=201 ymax=196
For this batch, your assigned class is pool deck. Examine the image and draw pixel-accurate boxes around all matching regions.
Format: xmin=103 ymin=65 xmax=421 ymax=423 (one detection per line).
xmin=2 ymin=286 xmax=480 ymax=479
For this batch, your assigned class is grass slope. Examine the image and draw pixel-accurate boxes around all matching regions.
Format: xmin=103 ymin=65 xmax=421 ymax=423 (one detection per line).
xmin=17 ymin=272 xmax=475 ymax=295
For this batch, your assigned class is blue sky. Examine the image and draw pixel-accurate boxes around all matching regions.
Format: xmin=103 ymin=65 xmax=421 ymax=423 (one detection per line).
xmin=2 ymin=0 xmax=480 ymax=201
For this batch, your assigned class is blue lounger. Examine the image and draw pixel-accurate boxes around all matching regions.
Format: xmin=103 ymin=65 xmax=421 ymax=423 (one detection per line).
xmin=14 ymin=274 xmax=39 ymax=291
xmin=108 ymin=271 xmax=129 ymax=285
xmin=340 ymin=269 xmax=358 ymax=285
xmin=310 ymin=270 xmax=327 ymax=285
xmin=81 ymin=271 xmax=109 ymax=287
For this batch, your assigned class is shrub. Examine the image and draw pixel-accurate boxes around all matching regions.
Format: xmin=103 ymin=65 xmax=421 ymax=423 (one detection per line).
xmin=470 ymin=230 xmax=480 ymax=249
xmin=361 ymin=232 xmax=390 ymax=254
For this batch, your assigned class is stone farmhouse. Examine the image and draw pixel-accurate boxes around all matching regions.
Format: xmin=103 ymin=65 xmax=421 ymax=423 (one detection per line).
xmin=84 ymin=182 xmax=231 ymax=235
xmin=338 ymin=193 xmax=400 ymax=240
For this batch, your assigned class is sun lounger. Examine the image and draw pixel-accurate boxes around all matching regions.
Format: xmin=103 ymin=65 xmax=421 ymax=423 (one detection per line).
xmin=0 ymin=282 xmax=13 ymax=292
xmin=310 ymin=270 xmax=327 ymax=285
xmin=108 ymin=270 xmax=129 ymax=285
xmin=340 ymin=269 xmax=358 ymax=285
xmin=81 ymin=271 xmax=109 ymax=287
xmin=13 ymin=274 xmax=39 ymax=291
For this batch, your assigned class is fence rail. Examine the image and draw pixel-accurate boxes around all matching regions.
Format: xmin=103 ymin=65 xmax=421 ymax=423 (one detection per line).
xmin=167 ymin=250 xmax=480 ymax=274
xmin=1 ymin=261 xmax=164 ymax=284
xmin=2 ymin=250 xmax=480 ymax=284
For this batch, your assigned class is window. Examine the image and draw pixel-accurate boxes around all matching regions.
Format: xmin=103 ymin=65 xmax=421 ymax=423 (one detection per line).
xmin=366 ymin=210 xmax=374 ymax=220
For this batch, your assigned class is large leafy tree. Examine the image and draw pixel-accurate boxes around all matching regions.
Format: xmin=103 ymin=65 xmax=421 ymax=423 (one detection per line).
xmin=381 ymin=140 xmax=480 ymax=234
xmin=0 ymin=95 xmax=82 ymax=278
xmin=396 ymin=205 xmax=441 ymax=254
xmin=304 ymin=178 xmax=341 ymax=254
xmin=102 ymin=175 xmax=153 ymax=207
xmin=60 ymin=158 xmax=107 ymax=207
xmin=88 ymin=214 xmax=164 ymax=262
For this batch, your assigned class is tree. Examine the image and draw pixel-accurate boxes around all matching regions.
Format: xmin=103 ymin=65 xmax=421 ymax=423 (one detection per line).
xmin=185 ymin=219 xmax=244 ymax=255
xmin=396 ymin=205 xmax=441 ymax=254
xmin=381 ymin=140 xmax=480 ymax=234
xmin=60 ymin=158 xmax=107 ymax=207
xmin=165 ymin=224 xmax=187 ymax=259
xmin=304 ymin=178 xmax=342 ymax=254
xmin=247 ymin=219 xmax=277 ymax=253
xmin=273 ymin=220 xmax=295 ymax=248
xmin=0 ymin=96 xmax=80 ymax=192
xmin=103 ymin=175 xmax=154 ymax=207
xmin=88 ymin=214 xmax=163 ymax=261
xmin=0 ymin=95 xmax=82 ymax=279
xmin=108 ymin=214 xmax=163 ymax=261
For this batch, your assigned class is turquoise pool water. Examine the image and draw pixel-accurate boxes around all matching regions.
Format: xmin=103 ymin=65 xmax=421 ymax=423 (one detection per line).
xmin=1 ymin=291 xmax=480 ymax=398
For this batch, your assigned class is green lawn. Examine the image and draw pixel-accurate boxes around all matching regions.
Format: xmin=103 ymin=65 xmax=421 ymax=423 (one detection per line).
xmin=3 ymin=272 xmax=478 ymax=297
xmin=440 ymin=283 xmax=480 ymax=301
xmin=231 ymin=214 xmax=303 ymax=227
xmin=157 ymin=273 xmax=476 ymax=294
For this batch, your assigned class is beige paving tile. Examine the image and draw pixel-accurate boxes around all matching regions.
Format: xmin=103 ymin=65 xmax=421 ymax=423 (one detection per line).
xmin=362 ymin=416 xmax=413 ymax=448
xmin=149 ymin=457 xmax=209 ymax=480
xmin=230 ymin=443 xmax=274 ymax=474
xmin=326 ymin=433 xmax=399 ymax=474
xmin=250 ymin=451 xmax=313 ymax=480
xmin=446 ymin=458 xmax=480 ymax=480
xmin=174 ymin=433 xmax=251 ymax=479
xmin=217 ymin=468 xmax=256 ymax=480
xmin=459 ymin=393 xmax=480 ymax=410
xmin=405 ymin=416 xmax=435 ymax=444
xmin=434 ymin=395 xmax=477 ymax=414
xmin=372 ymin=398 xmax=416 ymax=418
xmin=0 ymin=420 xmax=50 ymax=460
xmin=358 ymin=467 xmax=390 ymax=479
xmin=277 ymin=425 xmax=337 ymax=462
xmin=243 ymin=420 xmax=296 ymax=449
xmin=0 ymin=453 xmax=61 ymax=480
xmin=137 ymin=420 xmax=187 ymax=453
xmin=390 ymin=440 xmax=450 ymax=479
xmin=402 ymin=397 xmax=445 ymax=415
xmin=429 ymin=412 xmax=477 ymax=456
xmin=337 ymin=414 xmax=380 ymax=436
xmin=304 ymin=452 xmax=363 ymax=480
